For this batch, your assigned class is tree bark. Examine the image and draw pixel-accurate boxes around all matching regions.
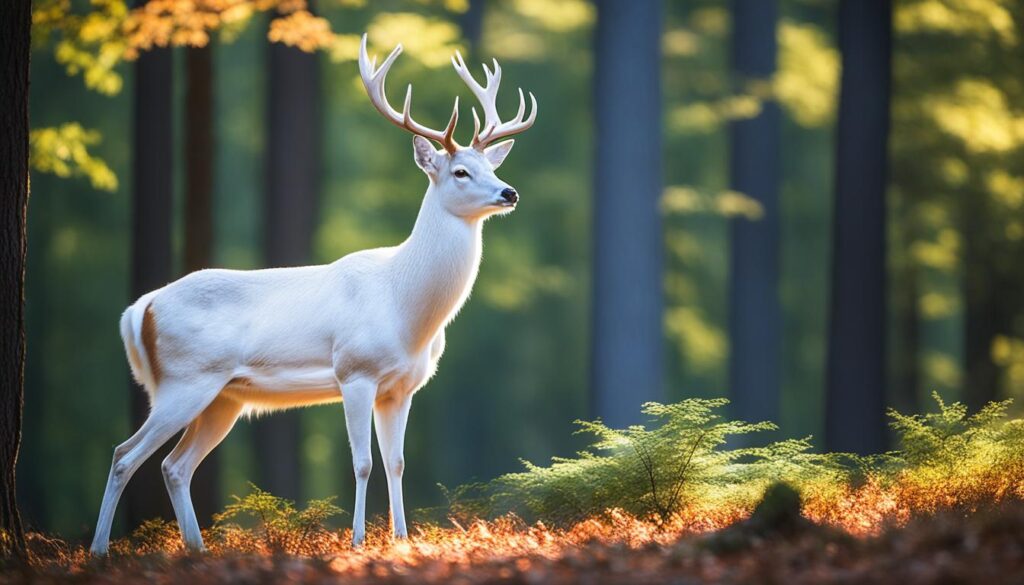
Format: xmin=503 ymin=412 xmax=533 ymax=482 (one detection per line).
xmin=124 ymin=45 xmax=177 ymax=527
xmin=591 ymin=0 xmax=664 ymax=426
xmin=184 ymin=44 xmax=220 ymax=524
xmin=728 ymin=0 xmax=782 ymax=429
xmin=185 ymin=47 xmax=214 ymax=273
xmin=825 ymin=0 xmax=892 ymax=455
xmin=255 ymin=33 xmax=321 ymax=500
xmin=0 ymin=0 xmax=31 ymax=558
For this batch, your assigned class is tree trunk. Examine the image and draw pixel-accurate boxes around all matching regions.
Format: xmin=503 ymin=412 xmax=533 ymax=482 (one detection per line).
xmin=591 ymin=0 xmax=664 ymax=426
xmin=727 ymin=0 xmax=782 ymax=429
xmin=255 ymin=34 xmax=321 ymax=500
xmin=124 ymin=45 xmax=177 ymax=527
xmin=459 ymin=0 xmax=485 ymax=51
xmin=184 ymin=45 xmax=220 ymax=524
xmin=891 ymin=264 xmax=920 ymax=414
xmin=0 ymin=0 xmax=31 ymax=558
xmin=825 ymin=0 xmax=892 ymax=455
xmin=185 ymin=47 xmax=214 ymax=274
xmin=962 ymin=190 xmax=1014 ymax=412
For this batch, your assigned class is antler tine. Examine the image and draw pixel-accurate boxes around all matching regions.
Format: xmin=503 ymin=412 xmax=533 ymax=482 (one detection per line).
xmin=513 ymin=88 xmax=526 ymax=122
xmin=452 ymin=50 xmax=537 ymax=149
xmin=479 ymin=59 xmax=498 ymax=87
xmin=452 ymin=51 xmax=499 ymax=125
xmin=487 ymin=58 xmax=501 ymax=86
xmin=441 ymin=97 xmax=460 ymax=153
xmin=359 ymin=34 xmax=460 ymax=153
xmin=472 ymin=90 xmax=537 ymax=147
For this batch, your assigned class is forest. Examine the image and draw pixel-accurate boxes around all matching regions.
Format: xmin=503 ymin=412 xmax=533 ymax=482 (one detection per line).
xmin=1 ymin=0 xmax=1024 ymax=582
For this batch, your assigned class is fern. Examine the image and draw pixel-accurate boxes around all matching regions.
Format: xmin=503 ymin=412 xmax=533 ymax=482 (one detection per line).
xmin=884 ymin=393 xmax=1024 ymax=512
xmin=449 ymin=394 xmax=1024 ymax=529
xmin=450 ymin=398 xmax=845 ymax=525
xmin=212 ymin=484 xmax=344 ymax=555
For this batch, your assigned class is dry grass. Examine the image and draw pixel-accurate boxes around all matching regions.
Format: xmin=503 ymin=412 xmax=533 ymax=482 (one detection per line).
xmin=10 ymin=475 xmax=1024 ymax=584
xmin=9 ymin=498 xmax=1024 ymax=585
xmin=802 ymin=453 xmax=1024 ymax=536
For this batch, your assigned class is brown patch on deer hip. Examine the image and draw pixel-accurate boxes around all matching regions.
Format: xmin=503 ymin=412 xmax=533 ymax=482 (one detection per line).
xmin=142 ymin=304 xmax=162 ymax=384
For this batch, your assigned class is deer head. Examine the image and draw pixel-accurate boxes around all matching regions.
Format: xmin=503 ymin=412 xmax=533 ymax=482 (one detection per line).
xmin=358 ymin=35 xmax=537 ymax=219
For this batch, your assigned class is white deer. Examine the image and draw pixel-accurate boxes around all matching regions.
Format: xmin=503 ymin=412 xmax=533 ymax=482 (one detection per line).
xmin=90 ymin=34 xmax=536 ymax=554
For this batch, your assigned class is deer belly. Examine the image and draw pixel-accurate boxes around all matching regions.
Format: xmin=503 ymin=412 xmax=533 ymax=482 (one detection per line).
xmin=222 ymin=365 xmax=341 ymax=410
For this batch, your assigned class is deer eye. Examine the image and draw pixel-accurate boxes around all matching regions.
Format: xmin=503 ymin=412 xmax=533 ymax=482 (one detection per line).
xmin=453 ymin=168 xmax=470 ymax=179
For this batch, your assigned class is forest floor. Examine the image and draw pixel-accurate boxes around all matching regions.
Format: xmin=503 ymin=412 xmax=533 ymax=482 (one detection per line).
xmin=8 ymin=394 xmax=1024 ymax=584
xmin=5 ymin=499 xmax=1024 ymax=585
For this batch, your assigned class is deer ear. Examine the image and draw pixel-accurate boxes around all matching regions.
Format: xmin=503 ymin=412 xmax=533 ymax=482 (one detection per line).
xmin=413 ymin=136 xmax=442 ymax=174
xmin=483 ymin=139 xmax=515 ymax=169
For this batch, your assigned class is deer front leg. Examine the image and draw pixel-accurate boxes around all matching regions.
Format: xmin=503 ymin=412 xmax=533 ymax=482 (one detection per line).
xmin=341 ymin=378 xmax=376 ymax=546
xmin=374 ymin=393 xmax=413 ymax=539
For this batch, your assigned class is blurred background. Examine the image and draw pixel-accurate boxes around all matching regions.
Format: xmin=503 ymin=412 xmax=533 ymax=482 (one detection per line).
xmin=20 ymin=0 xmax=1024 ymax=541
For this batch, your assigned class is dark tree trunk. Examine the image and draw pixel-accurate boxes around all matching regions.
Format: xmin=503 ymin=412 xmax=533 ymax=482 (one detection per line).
xmin=459 ymin=0 xmax=485 ymax=51
xmin=185 ymin=47 xmax=214 ymax=273
xmin=591 ymin=0 xmax=664 ymax=426
xmin=964 ymin=269 xmax=996 ymax=412
xmin=0 ymin=0 xmax=31 ymax=558
xmin=825 ymin=0 xmax=892 ymax=455
xmin=890 ymin=168 xmax=920 ymax=415
xmin=124 ymin=46 xmax=177 ymax=527
xmin=962 ymin=193 xmax=1013 ymax=412
xmin=255 ymin=36 xmax=321 ymax=500
xmin=728 ymin=0 xmax=782 ymax=429
xmin=891 ymin=266 xmax=920 ymax=414
xmin=184 ymin=45 xmax=219 ymax=524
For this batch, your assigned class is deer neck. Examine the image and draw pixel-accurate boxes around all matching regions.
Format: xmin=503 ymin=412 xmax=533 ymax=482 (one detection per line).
xmin=392 ymin=185 xmax=483 ymax=351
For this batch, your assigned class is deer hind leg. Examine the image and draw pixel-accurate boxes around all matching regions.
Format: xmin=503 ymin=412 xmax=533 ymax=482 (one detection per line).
xmin=161 ymin=395 xmax=243 ymax=551
xmin=90 ymin=377 xmax=224 ymax=555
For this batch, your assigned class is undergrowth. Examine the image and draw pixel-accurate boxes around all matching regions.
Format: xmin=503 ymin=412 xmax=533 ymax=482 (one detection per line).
xmin=449 ymin=393 xmax=1024 ymax=534
xmin=18 ymin=393 xmax=1024 ymax=564
xmin=805 ymin=394 xmax=1024 ymax=531
xmin=108 ymin=486 xmax=347 ymax=557
xmin=211 ymin=485 xmax=345 ymax=554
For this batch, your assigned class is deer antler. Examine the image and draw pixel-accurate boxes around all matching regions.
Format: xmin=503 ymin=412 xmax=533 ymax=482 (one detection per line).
xmin=451 ymin=51 xmax=537 ymax=150
xmin=359 ymin=34 xmax=460 ymax=154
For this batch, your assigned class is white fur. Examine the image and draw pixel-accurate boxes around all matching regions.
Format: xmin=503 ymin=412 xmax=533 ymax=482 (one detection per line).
xmin=89 ymin=140 xmax=520 ymax=554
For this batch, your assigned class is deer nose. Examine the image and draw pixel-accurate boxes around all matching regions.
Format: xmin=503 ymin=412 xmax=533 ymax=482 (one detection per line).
xmin=500 ymin=188 xmax=519 ymax=204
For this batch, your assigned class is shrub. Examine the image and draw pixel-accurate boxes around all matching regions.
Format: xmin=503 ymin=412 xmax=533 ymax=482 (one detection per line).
xmin=881 ymin=394 xmax=1023 ymax=514
xmin=106 ymin=519 xmax=183 ymax=557
xmin=449 ymin=398 xmax=846 ymax=526
xmin=209 ymin=484 xmax=345 ymax=555
xmin=451 ymin=395 xmax=1024 ymax=533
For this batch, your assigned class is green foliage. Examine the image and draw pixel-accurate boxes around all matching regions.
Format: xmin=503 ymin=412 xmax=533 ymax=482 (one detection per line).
xmin=450 ymin=398 xmax=844 ymax=525
xmin=32 ymin=0 xmax=130 ymax=95
xmin=212 ymin=484 xmax=344 ymax=554
xmin=29 ymin=123 xmax=118 ymax=191
xmin=450 ymin=395 xmax=1024 ymax=529
xmin=889 ymin=392 xmax=1019 ymax=466
xmin=881 ymin=393 xmax=1024 ymax=511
